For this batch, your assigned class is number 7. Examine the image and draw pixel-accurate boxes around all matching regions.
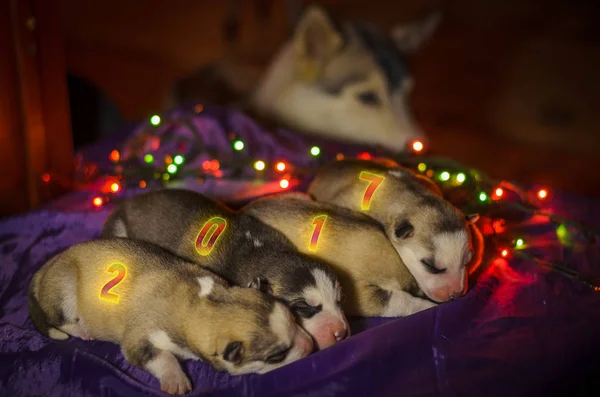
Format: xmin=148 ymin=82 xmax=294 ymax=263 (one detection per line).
xmin=359 ymin=171 xmax=385 ymax=210
xmin=309 ymin=215 xmax=328 ymax=252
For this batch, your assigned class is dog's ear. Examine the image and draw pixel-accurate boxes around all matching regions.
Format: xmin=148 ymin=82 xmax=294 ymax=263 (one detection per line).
xmin=223 ymin=341 xmax=244 ymax=364
xmin=465 ymin=214 xmax=480 ymax=224
xmin=390 ymin=12 xmax=441 ymax=53
xmin=293 ymin=5 xmax=343 ymax=81
xmin=247 ymin=277 xmax=273 ymax=294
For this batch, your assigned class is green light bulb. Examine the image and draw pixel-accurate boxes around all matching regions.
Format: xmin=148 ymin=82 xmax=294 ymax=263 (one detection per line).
xmin=254 ymin=160 xmax=266 ymax=171
xmin=479 ymin=192 xmax=488 ymax=202
xmin=144 ymin=154 xmax=154 ymax=164
xmin=150 ymin=115 xmax=161 ymax=126
xmin=556 ymin=225 xmax=568 ymax=242
xmin=456 ymin=173 xmax=466 ymax=183
xmin=167 ymin=164 xmax=178 ymax=174
xmin=310 ymin=146 xmax=321 ymax=156
xmin=233 ymin=140 xmax=244 ymax=151
xmin=440 ymin=171 xmax=450 ymax=181
xmin=515 ymin=238 xmax=524 ymax=248
xmin=173 ymin=155 xmax=184 ymax=165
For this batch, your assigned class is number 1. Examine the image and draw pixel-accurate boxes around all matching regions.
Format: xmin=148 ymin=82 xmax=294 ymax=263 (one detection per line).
xmin=99 ymin=263 xmax=127 ymax=303
xmin=359 ymin=171 xmax=385 ymax=210
xmin=309 ymin=215 xmax=328 ymax=252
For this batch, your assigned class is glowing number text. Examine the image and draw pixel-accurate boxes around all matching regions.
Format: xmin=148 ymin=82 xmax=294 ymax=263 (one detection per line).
xmin=359 ymin=171 xmax=385 ymax=211
xmin=99 ymin=263 xmax=127 ymax=304
xmin=196 ymin=217 xmax=227 ymax=256
xmin=309 ymin=215 xmax=328 ymax=252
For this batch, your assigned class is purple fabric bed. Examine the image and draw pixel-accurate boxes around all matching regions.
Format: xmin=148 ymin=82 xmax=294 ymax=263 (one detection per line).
xmin=1 ymin=105 xmax=599 ymax=397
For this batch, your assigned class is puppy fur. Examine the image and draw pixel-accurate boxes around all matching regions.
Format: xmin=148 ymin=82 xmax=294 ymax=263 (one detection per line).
xmin=308 ymin=158 xmax=483 ymax=303
xmin=28 ymin=238 xmax=313 ymax=395
xmin=102 ymin=189 xmax=349 ymax=350
xmin=242 ymin=193 xmax=436 ymax=317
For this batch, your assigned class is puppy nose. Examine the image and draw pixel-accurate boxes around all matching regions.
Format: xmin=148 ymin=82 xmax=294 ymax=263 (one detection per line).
xmin=333 ymin=328 xmax=348 ymax=342
xmin=449 ymin=290 xmax=465 ymax=300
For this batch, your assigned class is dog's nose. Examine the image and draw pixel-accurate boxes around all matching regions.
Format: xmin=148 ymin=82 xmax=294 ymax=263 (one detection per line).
xmin=333 ymin=328 xmax=348 ymax=342
xmin=449 ymin=290 xmax=465 ymax=300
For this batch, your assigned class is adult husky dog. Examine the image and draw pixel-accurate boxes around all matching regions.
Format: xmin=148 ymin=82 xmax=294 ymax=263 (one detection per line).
xmin=175 ymin=5 xmax=440 ymax=153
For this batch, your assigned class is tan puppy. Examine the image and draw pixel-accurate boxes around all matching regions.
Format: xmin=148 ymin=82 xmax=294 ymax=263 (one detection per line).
xmin=242 ymin=194 xmax=436 ymax=317
xmin=308 ymin=158 xmax=483 ymax=303
xmin=28 ymin=238 xmax=313 ymax=395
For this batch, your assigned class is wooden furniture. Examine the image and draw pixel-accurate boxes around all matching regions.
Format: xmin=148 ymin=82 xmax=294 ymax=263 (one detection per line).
xmin=0 ymin=0 xmax=73 ymax=217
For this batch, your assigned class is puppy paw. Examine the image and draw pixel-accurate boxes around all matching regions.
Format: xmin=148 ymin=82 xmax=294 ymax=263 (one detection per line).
xmin=159 ymin=369 xmax=192 ymax=395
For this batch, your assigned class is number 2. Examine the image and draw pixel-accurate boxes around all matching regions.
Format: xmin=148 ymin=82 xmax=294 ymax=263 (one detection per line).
xmin=196 ymin=217 xmax=227 ymax=256
xmin=99 ymin=263 xmax=127 ymax=303
xmin=359 ymin=171 xmax=385 ymax=210
xmin=309 ymin=215 xmax=328 ymax=252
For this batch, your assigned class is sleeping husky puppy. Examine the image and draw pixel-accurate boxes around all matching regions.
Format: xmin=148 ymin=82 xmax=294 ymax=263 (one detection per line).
xmin=308 ymin=158 xmax=484 ymax=303
xmin=242 ymin=193 xmax=436 ymax=317
xmin=102 ymin=189 xmax=349 ymax=350
xmin=250 ymin=5 xmax=440 ymax=152
xmin=28 ymin=238 xmax=313 ymax=395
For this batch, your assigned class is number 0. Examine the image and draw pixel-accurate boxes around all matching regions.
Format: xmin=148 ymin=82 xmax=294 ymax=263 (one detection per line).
xmin=309 ymin=215 xmax=328 ymax=252
xmin=359 ymin=171 xmax=385 ymax=210
xmin=99 ymin=263 xmax=127 ymax=303
xmin=196 ymin=217 xmax=227 ymax=256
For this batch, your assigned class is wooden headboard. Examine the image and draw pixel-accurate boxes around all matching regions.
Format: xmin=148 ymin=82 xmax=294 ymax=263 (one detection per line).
xmin=0 ymin=0 xmax=72 ymax=217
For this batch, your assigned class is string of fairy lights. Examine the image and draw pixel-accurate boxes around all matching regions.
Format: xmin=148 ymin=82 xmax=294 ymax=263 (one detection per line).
xmin=41 ymin=109 xmax=600 ymax=291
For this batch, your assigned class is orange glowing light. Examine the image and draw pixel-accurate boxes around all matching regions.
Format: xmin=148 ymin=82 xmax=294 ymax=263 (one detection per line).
xmin=110 ymin=182 xmax=120 ymax=193
xmin=279 ymin=179 xmax=290 ymax=189
xmin=93 ymin=197 xmax=103 ymax=207
xmin=537 ymin=189 xmax=548 ymax=199
xmin=336 ymin=153 xmax=345 ymax=161
xmin=109 ymin=150 xmax=120 ymax=162
xmin=41 ymin=173 xmax=51 ymax=183
xmin=139 ymin=180 xmax=147 ymax=188
xmin=202 ymin=160 xmax=211 ymax=170
xmin=412 ymin=140 xmax=424 ymax=153
xmin=165 ymin=155 xmax=173 ymax=165
xmin=194 ymin=104 xmax=204 ymax=113
xmin=275 ymin=162 xmax=286 ymax=172
xmin=358 ymin=152 xmax=372 ymax=160
xmin=501 ymin=249 xmax=509 ymax=258
xmin=210 ymin=160 xmax=220 ymax=171
xmin=494 ymin=188 xmax=504 ymax=198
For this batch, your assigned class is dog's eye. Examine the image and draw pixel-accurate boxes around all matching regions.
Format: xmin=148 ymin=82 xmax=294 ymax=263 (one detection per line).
xmin=356 ymin=91 xmax=381 ymax=106
xmin=265 ymin=347 xmax=290 ymax=364
xmin=421 ymin=259 xmax=446 ymax=274
xmin=291 ymin=300 xmax=322 ymax=319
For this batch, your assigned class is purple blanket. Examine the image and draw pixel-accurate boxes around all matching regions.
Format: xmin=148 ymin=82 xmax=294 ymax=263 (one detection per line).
xmin=1 ymin=106 xmax=600 ymax=396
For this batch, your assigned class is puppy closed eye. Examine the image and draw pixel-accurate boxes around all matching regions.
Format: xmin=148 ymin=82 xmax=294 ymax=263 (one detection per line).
xmin=421 ymin=259 xmax=446 ymax=274
xmin=264 ymin=347 xmax=291 ymax=364
xmin=291 ymin=300 xmax=322 ymax=319
xmin=356 ymin=91 xmax=381 ymax=106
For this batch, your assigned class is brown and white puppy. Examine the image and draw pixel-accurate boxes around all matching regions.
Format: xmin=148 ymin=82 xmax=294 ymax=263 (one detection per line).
xmin=242 ymin=194 xmax=436 ymax=317
xmin=308 ymin=158 xmax=483 ymax=303
xmin=28 ymin=238 xmax=313 ymax=395
xmin=102 ymin=189 xmax=349 ymax=350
